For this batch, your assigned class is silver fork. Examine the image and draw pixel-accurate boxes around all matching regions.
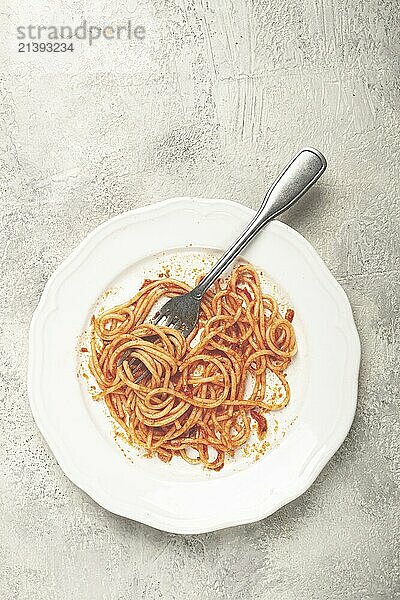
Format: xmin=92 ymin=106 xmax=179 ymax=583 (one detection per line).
xmin=122 ymin=148 xmax=326 ymax=382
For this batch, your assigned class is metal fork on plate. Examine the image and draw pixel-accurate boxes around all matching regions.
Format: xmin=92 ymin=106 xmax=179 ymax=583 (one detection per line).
xmin=119 ymin=148 xmax=327 ymax=382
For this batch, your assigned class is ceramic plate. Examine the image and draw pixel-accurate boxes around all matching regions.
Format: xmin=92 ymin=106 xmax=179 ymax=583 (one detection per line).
xmin=28 ymin=197 xmax=360 ymax=533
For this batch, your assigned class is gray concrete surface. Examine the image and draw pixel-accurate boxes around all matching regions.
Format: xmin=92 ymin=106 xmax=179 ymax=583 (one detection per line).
xmin=1 ymin=0 xmax=399 ymax=598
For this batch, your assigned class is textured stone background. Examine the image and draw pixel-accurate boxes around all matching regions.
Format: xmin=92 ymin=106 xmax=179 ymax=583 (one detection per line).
xmin=1 ymin=0 xmax=399 ymax=598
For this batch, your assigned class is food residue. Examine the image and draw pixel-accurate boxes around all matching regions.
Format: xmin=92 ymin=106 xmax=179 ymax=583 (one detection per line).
xmin=285 ymin=308 xmax=294 ymax=322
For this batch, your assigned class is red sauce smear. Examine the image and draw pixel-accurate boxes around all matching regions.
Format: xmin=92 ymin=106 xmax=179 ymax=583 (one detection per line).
xmin=285 ymin=309 xmax=294 ymax=322
xmin=182 ymin=385 xmax=193 ymax=398
xmin=242 ymin=288 xmax=252 ymax=302
xmin=250 ymin=409 xmax=267 ymax=439
xmin=140 ymin=279 xmax=154 ymax=290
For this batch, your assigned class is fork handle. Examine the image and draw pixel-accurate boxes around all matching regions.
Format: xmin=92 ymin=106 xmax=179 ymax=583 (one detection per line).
xmin=192 ymin=147 xmax=327 ymax=300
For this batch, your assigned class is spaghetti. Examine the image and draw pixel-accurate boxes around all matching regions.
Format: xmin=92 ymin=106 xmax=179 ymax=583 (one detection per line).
xmin=89 ymin=264 xmax=297 ymax=470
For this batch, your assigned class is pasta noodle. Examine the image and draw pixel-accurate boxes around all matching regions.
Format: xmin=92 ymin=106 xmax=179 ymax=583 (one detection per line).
xmin=89 ymin=264 xmax=296 ymax=470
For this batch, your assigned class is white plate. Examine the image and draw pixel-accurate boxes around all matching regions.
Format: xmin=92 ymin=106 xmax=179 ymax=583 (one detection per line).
xmin=28 ymin=197 xmax=360 ymax=534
